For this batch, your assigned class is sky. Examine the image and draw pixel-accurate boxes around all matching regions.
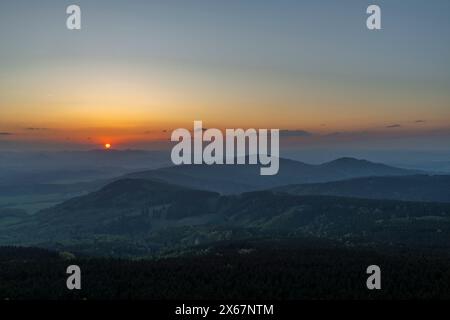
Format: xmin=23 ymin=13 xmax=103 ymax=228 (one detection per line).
xmin=0 ymin=0 xmax=449 ymax=151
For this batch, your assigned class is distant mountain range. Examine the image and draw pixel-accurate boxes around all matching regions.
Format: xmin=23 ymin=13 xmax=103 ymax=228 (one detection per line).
xmin=125 ymin=157 xmax=417 ymax=194
xmin=0 ymin=156 xmax=419 ymax=216
xmin=3 ymin=156 xmax=448 ymax=258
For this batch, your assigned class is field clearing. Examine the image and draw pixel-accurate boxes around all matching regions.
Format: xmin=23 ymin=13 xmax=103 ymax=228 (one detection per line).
xmin=0 ymin=194 xmax=79 ymax=214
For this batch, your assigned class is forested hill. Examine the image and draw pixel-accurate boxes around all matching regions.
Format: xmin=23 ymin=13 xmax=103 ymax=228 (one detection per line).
xmin=2 ymin=178 xmax=450 ymax=256
xmin=1 ymin=240 xmax=450 ymax=300
xmin=124 ymin=157 xmax=416 ymax=194
xmin=274 ymin=175 xmax=450 ymax=203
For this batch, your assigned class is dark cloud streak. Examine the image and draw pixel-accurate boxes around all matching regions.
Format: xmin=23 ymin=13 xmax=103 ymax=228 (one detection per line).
xmin=25 ymin=127 xmax=49 ymax=131
xmin=280 ymin=130 xmax=312 ymax=137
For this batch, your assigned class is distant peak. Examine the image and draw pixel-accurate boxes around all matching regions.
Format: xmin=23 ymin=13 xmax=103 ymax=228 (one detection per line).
xmin=325 ymin=157 xmax=367 ymax=164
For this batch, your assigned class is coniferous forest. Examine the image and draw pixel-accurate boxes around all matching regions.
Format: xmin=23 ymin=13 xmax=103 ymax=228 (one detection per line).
xmin=1 ymin=239 xmax=450 ymax=300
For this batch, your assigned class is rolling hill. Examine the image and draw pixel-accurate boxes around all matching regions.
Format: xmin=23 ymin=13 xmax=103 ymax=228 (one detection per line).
xmin=3 ymin=176 xmax=450 ymax=256
xmin=124 ymin=157 xmax=417 ymax=194
xmin=14 ymin=179 xmax=220 ymax=240
xmin=274 ymin=175 xmax=450 ymax=203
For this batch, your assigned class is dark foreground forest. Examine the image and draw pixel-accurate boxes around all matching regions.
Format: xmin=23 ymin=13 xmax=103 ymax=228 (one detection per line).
xmin=1 ymin=238 xmax=450 ymax=300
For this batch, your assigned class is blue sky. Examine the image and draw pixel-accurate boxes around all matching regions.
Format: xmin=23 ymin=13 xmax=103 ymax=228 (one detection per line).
xmin=0 ymin=0 xmax=449 ymax=151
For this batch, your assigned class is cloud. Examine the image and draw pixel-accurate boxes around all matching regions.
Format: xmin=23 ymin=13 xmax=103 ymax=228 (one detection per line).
xmin=280 ymin=130 xmax=312 ymax=137
xmin=0 ymin=132 xmax=13 ymax=135
xmin=25 ymin=127 xmax=49 ymax=131
xmin=386 ymin=124 xmax=401 ymax=128
xmin=414 ymin=120 xmax=426 ymax=123
xmin=145 ymin=129 xmax=170 ymax=134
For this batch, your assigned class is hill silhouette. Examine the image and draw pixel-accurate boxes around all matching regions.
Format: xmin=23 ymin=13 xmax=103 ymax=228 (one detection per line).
xmin=3 ymin=177 xmax=450 ymax=256
xmin=124 ymin=157 xmax=416 ymax=194
xmin=274 ymin=175 xmax=450 ymax=202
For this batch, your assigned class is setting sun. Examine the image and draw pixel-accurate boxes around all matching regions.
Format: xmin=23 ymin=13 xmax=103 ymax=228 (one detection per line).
xmin=105 ymin=143 xmax=111 ymax=149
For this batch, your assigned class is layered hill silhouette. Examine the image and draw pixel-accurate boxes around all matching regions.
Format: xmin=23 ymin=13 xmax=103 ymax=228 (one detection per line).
xmin=10 ymin=179 xmax=220 ymax=240
xmin=4 ymin=175 xmax=450 ymax=256
xmin=3 ymin=157 xmax=446 ymax=257
xmin=274 ymin=175 xmax=450 ymax=203
xmin=124 ymin=157 xmax=417 ymax=194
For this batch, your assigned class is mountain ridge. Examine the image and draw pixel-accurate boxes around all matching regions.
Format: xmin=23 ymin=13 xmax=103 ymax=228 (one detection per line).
xmin=3 ymin=174 xmax=450 ymax=256
xmin=274 ymin=174 xmax=450 ymax=203
xmin=124 ymin=157 xmax=417 ymax=194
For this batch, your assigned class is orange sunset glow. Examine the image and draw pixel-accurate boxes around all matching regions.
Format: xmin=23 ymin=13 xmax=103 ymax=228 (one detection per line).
xmin=0 ymin=1 xmax=449 ymax=152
